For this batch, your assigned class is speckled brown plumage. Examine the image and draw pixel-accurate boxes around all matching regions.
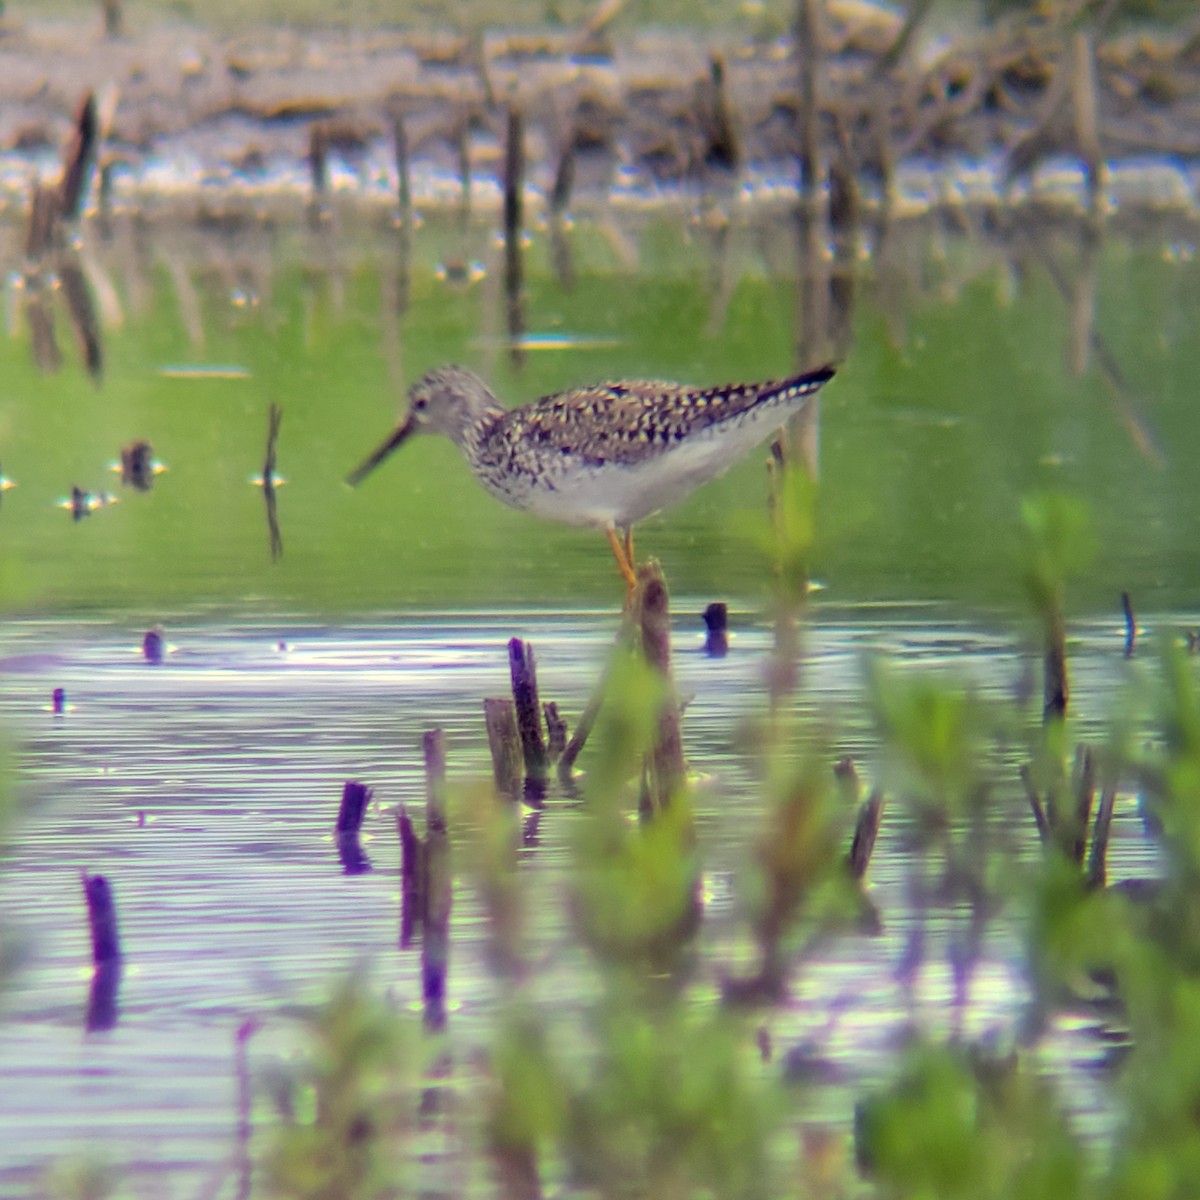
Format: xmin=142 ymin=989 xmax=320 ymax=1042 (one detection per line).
xmin=347 ymin=362 xmax=836 ymax=585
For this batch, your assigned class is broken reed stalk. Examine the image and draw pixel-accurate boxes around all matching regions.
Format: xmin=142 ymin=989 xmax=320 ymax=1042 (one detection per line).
xmin=544 ymin=701 xmax=567 ymax=761
xmin=790 ymin=0 xmax=834 ymax=405
xmin=391 ymin=109 xmax=411 ymax=227
xmin=1070 ymin=30 xmax=1104 ymax=228
xmin=1086 ymin=784 xmax=1117 ymax=889
xmin=1020 ymin=763 xmax=1050 ymax=846
xmin=638 ymin=561 xmax=685 ymax=815
xmin=308 ymin=123 xmax=329 ymax=198
xmin=456 ymin=109 xmax=472 ymax=225
xmin=703 ymin=601 xmax=729 ymax=658
xmin=508 ymin=638 xmax=548 ymax=784
xmin=263 ymin=401 xmax=282 ymax=483
xmin=59 ymin=257 xmax=103 ymax=382
xmin=82 ymin=870 xmax=121 ymax=965
xmin=794 ymin=0 xmax=824 ymax=211
xmin=335 ymin=780 xmax=373 ymax=874
xmin=262 ymin=402 xmax=284 ymax=559
xmin=702 ymin=54 xmax=739 ymax=172
xmin=59 ymin=92 xmax=99 ymax=223
xmin=484 ymin=696 xmax=522 ymax=799
xmin=234 ymin=1019 xmax=259 ymax=1199
xmin=1043 ymin=602 xmax=1068 ymax=725
xmin=1068 ymin=744 xmax=1095 ymax=868
xmin=1122 ymin=591 xmax=1136 ymax=657
xmin=836 ymin=756 xmax=885 ymax=921
xmin=101 ymin=0 xmax=123 ymax=38
xmin=397 ymin=804 xmax=421 ymax=948
xmin=82 ymin=871 xmax=123 ymax=1029
xmin=26 ymin=280 xmax=62 ymax=374
xmin=550 ymin=128 xmax=575 ymax=216
xmin=422 ymin=729 xmax=451 ymax=1030
xmin=765 ymin=445 xmax=802 ymax=707
xmin=1023 ymin=744 xmax=1098 ymax=869
xmin=25 ymin=184 xmax=60 ymax=262
xmin=559 ymin=674 xmax=602 ymax=782
xmin=874 ymin=0 xmax=933 ymax=76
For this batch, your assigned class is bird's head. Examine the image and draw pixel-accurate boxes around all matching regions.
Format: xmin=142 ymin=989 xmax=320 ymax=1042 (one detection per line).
xmin=345 ymin=366 xmax=495 ymax=487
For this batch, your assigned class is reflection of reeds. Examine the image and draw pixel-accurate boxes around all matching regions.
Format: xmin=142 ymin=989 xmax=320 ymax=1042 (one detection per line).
xmin=503 ymin=103 xmax=525 ymax=366
xmin=261 ymin=402 xmax=284 ymax=561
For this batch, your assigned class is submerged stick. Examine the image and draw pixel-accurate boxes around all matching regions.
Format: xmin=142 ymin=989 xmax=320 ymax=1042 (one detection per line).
xmin=422 ymin=729 xmax=451 ymax=1030
xmin=639 ymin=561 xmax=685 ymax=815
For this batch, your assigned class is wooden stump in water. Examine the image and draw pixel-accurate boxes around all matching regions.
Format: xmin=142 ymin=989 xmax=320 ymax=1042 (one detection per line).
xmin=335 ymin=780 xmax=372 ymax=874
xmin=637 ymin=561 xmax=686 ymax=816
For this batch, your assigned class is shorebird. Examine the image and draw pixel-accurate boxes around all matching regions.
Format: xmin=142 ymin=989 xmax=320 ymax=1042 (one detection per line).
xmin=346 ymin=363 xmax=835 ymax=588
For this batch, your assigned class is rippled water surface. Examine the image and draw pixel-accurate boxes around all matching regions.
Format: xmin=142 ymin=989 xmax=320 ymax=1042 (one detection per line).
xmin=0 ymin=610 xmax=1170 ymax=1195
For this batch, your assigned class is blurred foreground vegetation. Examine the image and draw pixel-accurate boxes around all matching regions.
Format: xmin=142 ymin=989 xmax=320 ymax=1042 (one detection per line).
xmin=17 ymin=479 xmax=1200 ymax=1199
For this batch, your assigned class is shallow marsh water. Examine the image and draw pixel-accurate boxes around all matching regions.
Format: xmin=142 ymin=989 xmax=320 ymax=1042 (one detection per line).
xmin=0 ymin=187 xmax=1195 ymax=1193
xmin=0 ymin=609 xmax=1170 ymax=1194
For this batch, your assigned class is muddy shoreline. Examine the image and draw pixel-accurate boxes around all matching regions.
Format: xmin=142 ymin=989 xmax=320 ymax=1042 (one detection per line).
xmin=0 ymin=9 xmax=1197 ymax=215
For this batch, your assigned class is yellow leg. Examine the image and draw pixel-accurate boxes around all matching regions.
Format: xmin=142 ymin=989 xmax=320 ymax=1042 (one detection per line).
xmin=605 ymin=525 xmax=638 ymax=591
xmin=623 ymin=527 xmax=635 ymax=570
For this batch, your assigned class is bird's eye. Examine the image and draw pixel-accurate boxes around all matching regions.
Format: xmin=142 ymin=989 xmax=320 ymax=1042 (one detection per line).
xmin=413 ymin=396 xmax=427 ymax=412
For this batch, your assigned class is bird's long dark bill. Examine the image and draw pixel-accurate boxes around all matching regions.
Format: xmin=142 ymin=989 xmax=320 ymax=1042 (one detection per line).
xmin=345 ymin=415 xmax=418 ymax=487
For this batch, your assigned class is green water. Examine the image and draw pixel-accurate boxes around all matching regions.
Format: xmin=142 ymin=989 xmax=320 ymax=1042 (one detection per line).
xmin=3 ymin=208 xmax=1197 ymax=618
